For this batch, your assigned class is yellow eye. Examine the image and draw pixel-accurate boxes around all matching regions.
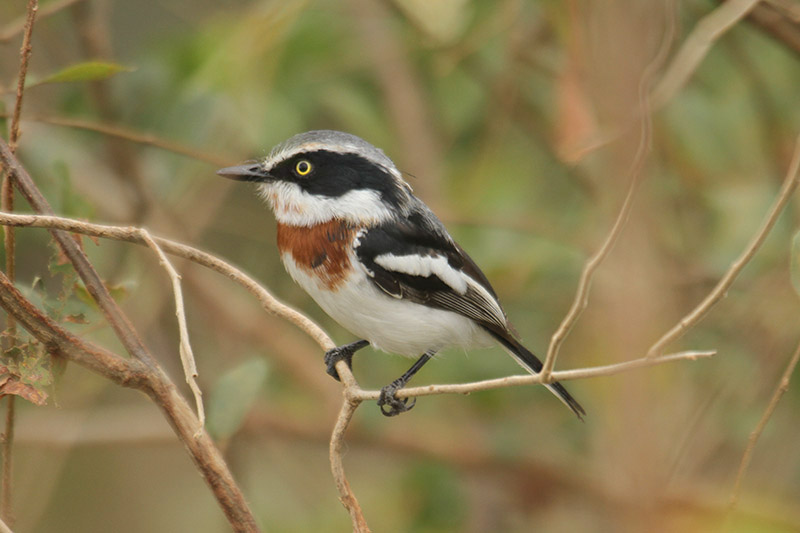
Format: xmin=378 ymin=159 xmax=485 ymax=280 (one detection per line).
xmin=295 ymin=160 xmax=312 ymax=176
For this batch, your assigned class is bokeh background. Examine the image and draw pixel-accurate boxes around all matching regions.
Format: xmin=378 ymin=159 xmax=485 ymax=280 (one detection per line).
xmin=1 ymin=0 xmax=800 ymax=531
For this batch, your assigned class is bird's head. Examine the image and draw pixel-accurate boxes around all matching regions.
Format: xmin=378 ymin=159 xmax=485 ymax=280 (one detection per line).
xmin=218 ymin=130 xmax=413 ymax=227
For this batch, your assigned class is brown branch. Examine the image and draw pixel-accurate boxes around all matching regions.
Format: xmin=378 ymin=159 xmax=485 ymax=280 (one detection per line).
xmin=651 ymin=0 xmax=763 ymax=109
xmin=0 ymin=0 xmax=83 ymax=44
xmin=329 ymin=395 xmax=370 ymax=533
xmin=0 ymin=212 xmax=335 ymax=353
xmin=0 ymin=137 xmax=160 ymax=370
xmin=351 ymin=350 xmax=715 ymax=401
xmin=0 ymin=139 xmax=258 ymax=530
xmin=1 ymin=1 xmax=38 ymax=524
xmin=648 ymin=135 xmax=800 ymax=357
xmin=0 ymin=210 xmax=718 ymax=532
xmin=139 ymin=229 xmax=204 ymax=427
xmin=732 ymin=0 xmax=800 ymax=56
xmin=20 ymin=115 xmax=234 ymax=167
xmin=729 ymin=339 xmax=800 ymax=509
xmin=539 ymin=8 xmax=673 ymax=378
xmin=0 ymin=265 xmax=259 ymax=532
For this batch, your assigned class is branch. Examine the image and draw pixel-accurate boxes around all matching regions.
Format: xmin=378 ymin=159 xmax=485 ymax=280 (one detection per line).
xmin=0 ymin=0 xmax=83 ymax=44
xmin=0 ymin=267 xmax=259 ymax=532
xmin=539 ymin=8 xmax=672 ymax=377
xmin=648 ymin=134 xmax=800 ymax=357
xmin=351 ymin=350 xmax=715 ymax=401
xmin=651 ymin=0 xmax=763 ymax=109
xmin=0 ymin=211 xmax=335 ymax=353
xmin=0 ymin=137 xmax=159 ymax=370
xmin=139 ymin=229 xmax=204 ymax=428
xmin=0 ymin=141 xmax=258 ymax=530
xmin=729 ymin=339 xmax=800 ymax=509
xmin=329 ymin=395 xmax=370 ymax=533
xmin=2 ymin=1 xmax=38 ymax=524
xmin=7 ymin=114 xmax=233 ymax=167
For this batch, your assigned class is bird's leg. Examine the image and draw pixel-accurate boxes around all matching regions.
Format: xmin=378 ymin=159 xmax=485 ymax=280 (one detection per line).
xmin=378 ymin=351 xmax=435 ymax=417
xmin=324 ymin=339 xmax=370 ymax=381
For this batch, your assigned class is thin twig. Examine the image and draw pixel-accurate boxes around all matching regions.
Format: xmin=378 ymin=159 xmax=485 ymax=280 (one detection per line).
xmin=0 ymin=264 xmax=259 ymax=532
xmin=351 ymin=350 xmax=715 ymax=401
xmin=0 ymin=0 xmax=82 ymax=43
xmin=0 ymin=211 xmax=335 ymax=353
xmin=6 ymin=0 xmax=37 ymax=150
xmin=1 ymin=1 xmax=38 ymax=525
xmin=540 ymin=16 xmax=666 ymax=378
xmin=651 ymin=0 xmax=763 ymax=109
xmin=329 ymin=396 xmax=370 ymax=533
xmin=0 ymin=397 xmax=14 ymax=528
xmin=138 ymin=229 xmax=204 ymax=430
xmin=648 ymin=135 xmax=800 ymax=357
xmin=1 ymin=114 xmax=233 ymax=167
xmin=729 ymin=340 xmax=800 ymax=509
xmin=0 ymin=515 xmax=14 ymax=533
xmin=0 ymin=141 xmax=258 ymax=531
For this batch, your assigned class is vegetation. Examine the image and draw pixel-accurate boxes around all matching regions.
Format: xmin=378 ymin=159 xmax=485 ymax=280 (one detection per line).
xmin=1 ymin=0 xmax=799 ymax=531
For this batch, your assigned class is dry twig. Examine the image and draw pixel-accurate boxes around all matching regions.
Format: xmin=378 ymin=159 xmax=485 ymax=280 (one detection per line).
xmin=651 ymin=0 xmax=764 ymax=109
xmin=0 ymin=138 xmax=257 ymax=531
xmin=138 ymin=229 xmax=204 ymax=429
xmin=729 ymin=340 xmax=800 ymax=509
xmin=648 ymin=135 xmax=800 ymax=357
xmin=0 ymin=0 xmax=82 ymax=43
xmin=2 ymin=0 xmax=38 ymax=524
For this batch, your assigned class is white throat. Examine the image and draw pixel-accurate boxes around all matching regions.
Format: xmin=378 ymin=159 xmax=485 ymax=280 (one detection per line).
xmin=259 ymin=181 xmax=395 ymax=226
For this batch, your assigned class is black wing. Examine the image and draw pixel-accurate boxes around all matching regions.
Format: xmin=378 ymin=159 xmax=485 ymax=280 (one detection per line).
xmin=355 ymin=207 xmax=510 ymax=334
xmin=356 ymin=205 xmax=586 ymax=420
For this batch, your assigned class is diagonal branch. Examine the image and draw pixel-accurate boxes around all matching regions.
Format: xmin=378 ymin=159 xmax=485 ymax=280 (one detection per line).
xmin=648 ymin=135 xmax=800 ymax=357
xmin=651 ymin=0 xmax=764 ymax=109
xmin=0 ymin=266 xmax=259 ymax=532
xmin=139 ymin=229 xmax=204 ymax=428
xmin=0 ymin=136 xmax=158 ymax=371
xmin=729 ymin=339 xmax=800 ymax=509
xmin=0 ymin=136 xmax=258 ymax=531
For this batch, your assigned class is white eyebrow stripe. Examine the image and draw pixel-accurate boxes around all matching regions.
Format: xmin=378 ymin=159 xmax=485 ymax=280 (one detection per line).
xmin=374 ymin=253 xmax=469 ymax=294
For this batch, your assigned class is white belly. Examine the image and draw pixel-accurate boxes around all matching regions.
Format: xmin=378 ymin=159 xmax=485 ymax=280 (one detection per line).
xmin=282 ymin=253 xmax=493 ymax=356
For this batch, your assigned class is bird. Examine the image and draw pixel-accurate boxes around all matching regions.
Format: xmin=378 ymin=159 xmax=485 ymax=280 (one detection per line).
xmin=218 ymin=130 xmax=585 ymax=419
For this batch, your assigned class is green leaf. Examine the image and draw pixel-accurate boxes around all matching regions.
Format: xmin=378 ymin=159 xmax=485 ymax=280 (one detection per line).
xmin=206 ymin=358 xmax=268 ymax=440
xmin=791 ymin=230 xmax=800 ymax=298
xmin=31 ymin=61 xmax=135 ymax=87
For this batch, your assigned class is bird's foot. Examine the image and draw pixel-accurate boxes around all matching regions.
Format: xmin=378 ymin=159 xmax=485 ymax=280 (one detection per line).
xmin=378 ymin=378 xmax=416 ymax=417
xmin=324 ymin=340 xmax=369 ymax=381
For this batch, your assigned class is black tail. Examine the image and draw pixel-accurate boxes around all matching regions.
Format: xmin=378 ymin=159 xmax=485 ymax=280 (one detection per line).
xmin=488 ymin=331 xmax=586 ymax=421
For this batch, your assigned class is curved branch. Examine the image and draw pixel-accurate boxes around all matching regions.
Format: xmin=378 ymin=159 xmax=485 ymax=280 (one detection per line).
xmin=648 ymin=135 xmax=800 ymax=357
xmin=329 ymin=395 xmax=370 ymax=533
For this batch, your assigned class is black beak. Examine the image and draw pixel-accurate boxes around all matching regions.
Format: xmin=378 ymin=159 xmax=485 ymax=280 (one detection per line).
xmin=216 ymin=162 xmax=272 ymax=182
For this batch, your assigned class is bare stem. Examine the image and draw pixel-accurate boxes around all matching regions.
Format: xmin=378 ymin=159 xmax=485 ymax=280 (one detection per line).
xmin=139 ymin=229 xmax=204 ymax=429
xmin=2 ymin=114 xmax=233 ymax=167
xmin=729 ymin=339 xmax=800 ymax=509
xmin=351 ymin=350 xmax=715 ymax=401
xmin=0 ymin=211 xmax=335 ymax=354
xmin=648 ymin=135 xmax=800 ymax=357
xmin=0 ymin=397 xmax=14 ymax=527
xmin=0 ymin=140 xmax=258 ymax=530
xmin=1 ymin=1 xmax=38 ymax=525
xmin=330 ymin=395 xmax=370 ymax=533
xmin=651 ymin=0 xmax=764 ymax=109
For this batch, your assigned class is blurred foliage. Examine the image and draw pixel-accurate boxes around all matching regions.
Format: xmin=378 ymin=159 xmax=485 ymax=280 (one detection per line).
xmin=1 ymin=0 xmax=800 ymax=531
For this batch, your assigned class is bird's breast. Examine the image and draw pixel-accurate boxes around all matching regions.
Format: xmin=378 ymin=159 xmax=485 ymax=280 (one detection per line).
xmin=276 ymin=220 xmax=358 ymax=291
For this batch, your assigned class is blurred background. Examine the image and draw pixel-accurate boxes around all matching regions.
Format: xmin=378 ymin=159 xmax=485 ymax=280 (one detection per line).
xmin=1 ymin=0 xmax=800 ymax=531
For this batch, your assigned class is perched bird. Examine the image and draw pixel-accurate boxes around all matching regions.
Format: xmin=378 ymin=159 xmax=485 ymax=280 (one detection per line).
xmin=218 ymin=130 xmax=584 ymax=419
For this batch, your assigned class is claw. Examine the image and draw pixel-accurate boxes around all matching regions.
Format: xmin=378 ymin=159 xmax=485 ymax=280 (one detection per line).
xmin=378 ymin=380 xmax=416 ymax=417
xmin=324 ymin=347 xmax=351 ymax=381
xmin=324 ymin=340 xmax=369 ymax=381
